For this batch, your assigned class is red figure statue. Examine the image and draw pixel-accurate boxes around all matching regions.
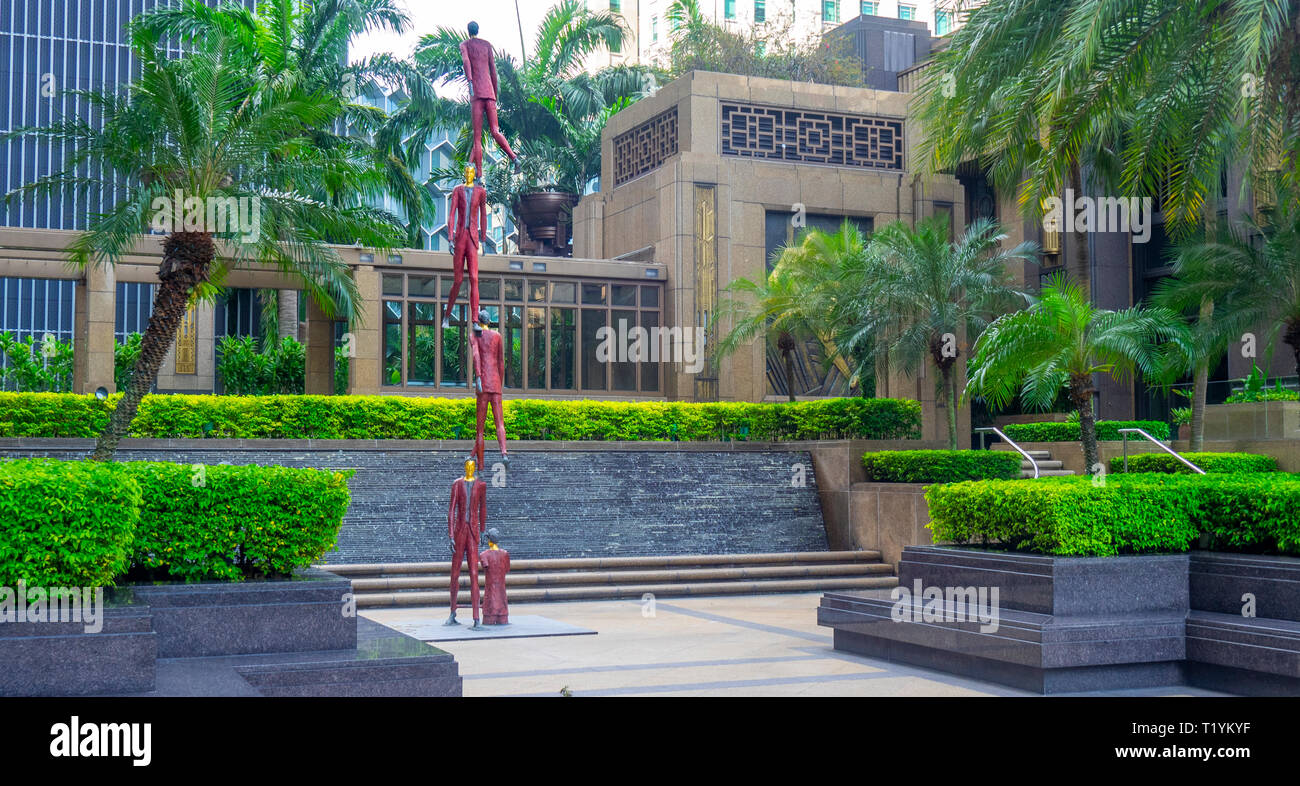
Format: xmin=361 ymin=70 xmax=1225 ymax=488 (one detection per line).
xmin=470 ymin=309 xmax=509 ymax=470
xmin=443 ymin=166 xmax=488 ymax=328
xmin=460 ymin=22 xmax=517 ymax=177
xmin=444 ymin=458 xmax=487 ymax=630
xmin=479 ymin=528 xmax=511 ymax=625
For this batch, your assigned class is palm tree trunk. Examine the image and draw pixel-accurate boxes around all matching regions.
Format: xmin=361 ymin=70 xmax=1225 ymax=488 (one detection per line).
xmin=278 ymin=289 xmax=299 ymax=341
xmin=783 ymin=349 xmax=796 ymax=402
xmin=1070 ymin=374 xmax=1100 ymax=474
xmin=1190 ymin=362 xmax=1208 ymax=451
xmin=1285 ymin=318 xmax=1300 ymax=379
xmin=948 ymin=372 xmax=960 ymax=450
xmin=1068 ymin=164 xmax=1090 ymax=290
xmin=92 ymin=232 xmax=214 ymax=461
xmin=938 ymin=364 xmax=958 ymax=449
xmin=1189 ymin=298 xmax=1213 ymax=451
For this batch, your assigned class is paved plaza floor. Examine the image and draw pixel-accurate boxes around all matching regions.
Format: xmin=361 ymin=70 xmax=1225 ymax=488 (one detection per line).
xmin=362 ymin=593 xmax=1226 ymax=697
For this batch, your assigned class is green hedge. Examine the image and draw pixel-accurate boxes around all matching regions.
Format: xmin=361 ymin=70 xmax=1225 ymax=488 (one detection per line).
xmin=1109 ymin=452 xmax=1278 ymax=474
xmin=926 ymin=473 xmax=1300 ymax=556
xmin=1225 ymin=388 xmax=1300 ymax=403
xmin=0 ymin=460 xmax=141 ymax=586
xmin=0 ymin=459 xmax=352 ymax=585
xmin=125 ymin=462 xmax=353 ymax=582
xmin=862 ymin=450 xmax=1022 ymax=483
xmin=1002 ymin=420 xmax=1170 ymax=442
xmin=0 ymin=393 xmax=921 ymax=441
xmin=925 ymin=477 xmax=1200 ymax=556
xmin=1176 ymin=473 xmax=1300 ymax=555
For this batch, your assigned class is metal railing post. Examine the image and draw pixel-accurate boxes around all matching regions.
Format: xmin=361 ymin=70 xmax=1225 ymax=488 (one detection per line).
xmin=1116 ymin=428 xmax=1205 ymax=474
xmin=974 ymin=427 xmax=1039 ymax=479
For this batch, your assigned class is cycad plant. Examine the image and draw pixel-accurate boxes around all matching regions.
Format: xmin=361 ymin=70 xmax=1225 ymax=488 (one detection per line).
xmin=4 ymin=25 xmax=404 ymax=459
xmin=840 ymin=217 xmax=1038 ymax=449
xmin=967 ymin=275 xmax=1186 ymax=472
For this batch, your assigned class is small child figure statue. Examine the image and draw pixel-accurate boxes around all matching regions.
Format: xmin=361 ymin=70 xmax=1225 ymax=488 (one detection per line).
xmin=479 ymin=528 xmax=511 ymax=625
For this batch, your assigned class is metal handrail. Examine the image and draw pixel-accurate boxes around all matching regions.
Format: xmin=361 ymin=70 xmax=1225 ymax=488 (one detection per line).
xmin=1118 ymin=428 xmax=1205 ymax=474
xmin=975 ymin=427 xmax=1039 ymax=479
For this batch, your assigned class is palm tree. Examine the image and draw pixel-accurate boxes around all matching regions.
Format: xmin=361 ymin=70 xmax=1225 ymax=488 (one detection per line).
xmin=716 ymin=222 xmax=867 ymax=402
xmin=4 ymin=25 xmax=405 ymax=460
xmin=133 ymin=0 xmax=427 ymax=337
xmin=916 ymin=0 xmax=1299 ymax=230
xmin=1154 ymin=187 xmax=1300 ymax=407
xmin=838 ymin=217 xmax=1039 ymax=449
xmin=967 ymin=275 xmax=1185 ymax=473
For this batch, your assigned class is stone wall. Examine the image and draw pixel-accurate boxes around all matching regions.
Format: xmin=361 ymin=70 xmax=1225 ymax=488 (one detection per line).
xmin=2 ymin=440 xmax=830 ymax=564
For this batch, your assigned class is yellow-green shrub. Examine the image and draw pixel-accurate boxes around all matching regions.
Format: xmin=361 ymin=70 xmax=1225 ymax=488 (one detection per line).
xmin=0 ymin=393 xmax=921 ymax=441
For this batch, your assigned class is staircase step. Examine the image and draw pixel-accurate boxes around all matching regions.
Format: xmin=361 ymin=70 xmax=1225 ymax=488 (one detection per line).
xmin=1021 ymin=469 xmax=1076 ymax=478
xmin=355 ymin=575 xmax=899 ymax=608
xmin=1021 ymin=459 xmax=1064 ymax=470
xmin=351 ymin=562 xmax=893 ymax=592
xmin=325 ymin=550 xmax=883 ymax=576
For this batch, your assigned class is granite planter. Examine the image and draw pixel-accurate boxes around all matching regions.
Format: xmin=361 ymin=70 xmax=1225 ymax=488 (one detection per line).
xmin=820 ymin=546 xmax=1300 ymax=695
xmin=1184 ymin=552 xmax=1300 ymax=696
xmin=819 ymin=545 xmax=1190 ymax=694
xmin=0 ymin=607 xmax=156 ymax=696
xmin=129 ymin=568 xmax=355 ymax=658
xmin=1 ymin=570 xmax=459 ymax=696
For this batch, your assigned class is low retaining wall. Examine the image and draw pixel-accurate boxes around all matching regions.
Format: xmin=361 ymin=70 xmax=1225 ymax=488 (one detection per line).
xmin=0 ymin=608 xmax=156 ymax=697
xmin=818 ymin=546 xmax=1300 ymax=695
xmin=1202 ymin=401 xmax=1300 ymax=441
xmin=808 ymin=439 xmax=944 ymax=551
xmin=130 ymin=568 xmax=355 ymax=658
xmin=843 ymin=482 xmax=933 ymax=568
xmin=0 ymin=570 xmax=461 ymax=697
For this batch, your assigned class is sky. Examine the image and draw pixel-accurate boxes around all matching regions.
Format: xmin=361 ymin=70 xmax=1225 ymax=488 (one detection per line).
xmin=348 ymin=0 xmax=557 ymax=65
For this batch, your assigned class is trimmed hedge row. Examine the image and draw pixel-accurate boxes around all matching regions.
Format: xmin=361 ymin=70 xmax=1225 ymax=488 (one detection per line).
xmin=0 ymin=460 xmax=141 ymax=587
xmin=1109 ymin=452 xmax=1278 ymax=474
xmin=0 ymin=459 xmax=352 ymax=586
xmin=1002 ymin=420 xmax=1170 ymax=442
xmin=0 ymin=392 xmax=922 ymax=441
xmin=862 ymin=450 xmax=1022 ymax=483
xmin=926 ymin=473 xmax=1300 ymax=556
xmin=126 ymin=462 xmax=353 ymax=582
xmin=924 ymin=476 xmax=1200 ymax=556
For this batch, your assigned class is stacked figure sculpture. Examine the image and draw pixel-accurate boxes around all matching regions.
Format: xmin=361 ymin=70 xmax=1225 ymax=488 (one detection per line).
xmin=459 ymin=20 xmax=518 ymax=178
xmin=479 ymin=528 xmax=511 ymax=625
xmin=445 ymin=458 xmax=487 ymax=629
xmin=443 ymin=21 xmax=517 ymax=629
xmin=470 ymin=308 xmax=509 ymax=471
xmin=442 ymin=164 xmax=487 ymax=329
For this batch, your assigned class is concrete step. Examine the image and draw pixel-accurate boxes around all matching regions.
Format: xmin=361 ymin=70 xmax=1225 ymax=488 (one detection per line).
xmin=356 ymin=576 xmax=900 ymax=608
xmin=1021 ymin=469 xmax=1076 ymax=478
xmin=351 ymin=561 xmax=894 ymax=592
xmin=1021 ymin=459 xmax=1064 ymax=470
xmin=325 ymin=550 xmax=884 ymax=576
xmin=334 ymin=550 xmax=897 ymax=608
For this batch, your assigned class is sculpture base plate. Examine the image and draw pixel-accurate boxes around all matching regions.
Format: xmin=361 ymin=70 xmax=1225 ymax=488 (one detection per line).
xmin=378 ymin=615 xmax=597 ymax=642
